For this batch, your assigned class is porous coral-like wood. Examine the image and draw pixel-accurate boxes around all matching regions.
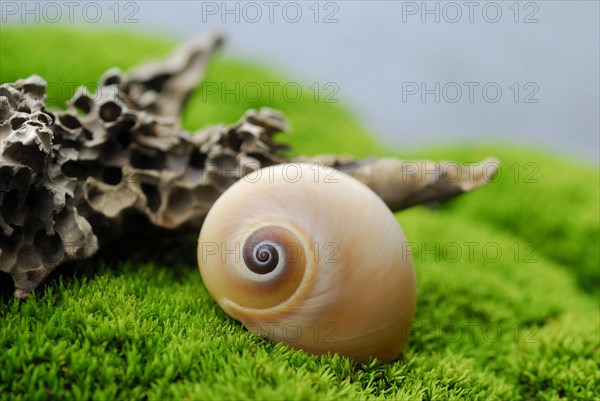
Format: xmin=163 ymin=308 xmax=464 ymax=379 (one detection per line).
xmin=0 ymin=33 xmax=497 ymax=298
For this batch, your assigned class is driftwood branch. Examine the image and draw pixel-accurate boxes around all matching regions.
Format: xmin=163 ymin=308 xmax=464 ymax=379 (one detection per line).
xmin=0 ymin=33 xmax=497 ymax=299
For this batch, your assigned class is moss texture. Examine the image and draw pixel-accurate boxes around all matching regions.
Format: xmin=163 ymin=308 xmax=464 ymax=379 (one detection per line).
xmin=1 ymin=27 xmax=598 ymax=401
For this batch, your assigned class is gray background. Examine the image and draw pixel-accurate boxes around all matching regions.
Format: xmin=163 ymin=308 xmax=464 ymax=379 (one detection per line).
xmin=5 ymin=1 xmax=599 ymax=161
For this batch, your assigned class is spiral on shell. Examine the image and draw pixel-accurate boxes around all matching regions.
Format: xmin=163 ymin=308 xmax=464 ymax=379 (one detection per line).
xmin=198 ymin=163 xmax=416 ymax=362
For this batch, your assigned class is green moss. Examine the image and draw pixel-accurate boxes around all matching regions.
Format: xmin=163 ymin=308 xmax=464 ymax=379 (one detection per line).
xmin=407 ymin=145 xmax=600 ymax=295
xmin=1 ymin=27 xmax=598 ymax=401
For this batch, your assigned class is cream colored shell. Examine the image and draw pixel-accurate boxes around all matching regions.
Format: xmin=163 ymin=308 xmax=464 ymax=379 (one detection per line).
xmin=197 ymin=163 xmax=416 ymax=362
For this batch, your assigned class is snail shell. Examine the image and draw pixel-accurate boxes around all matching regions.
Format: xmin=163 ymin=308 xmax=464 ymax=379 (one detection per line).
xmin=197 ymin=163 xmax=416 ymax=362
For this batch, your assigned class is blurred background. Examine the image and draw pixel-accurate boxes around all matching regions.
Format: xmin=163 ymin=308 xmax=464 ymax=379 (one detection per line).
xmin=2 ymin=1 xmax=599 ymax=162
